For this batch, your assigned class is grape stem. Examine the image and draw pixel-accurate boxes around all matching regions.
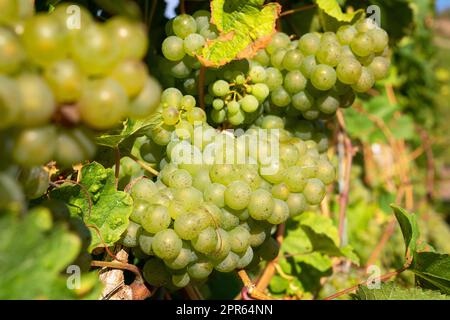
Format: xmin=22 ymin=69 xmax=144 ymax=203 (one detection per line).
xmin=280 ymin=4 xmax=316 ymax=17
xmin=128 ymin=154 xmax=159 ymax=176
xmin=237 ymin=270 xmax=273 ymax=300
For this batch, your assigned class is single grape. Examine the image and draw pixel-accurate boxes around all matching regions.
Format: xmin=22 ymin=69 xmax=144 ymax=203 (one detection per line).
xmin=300 ymin=55 xmax=317 ymax=79
xmin=284 ymin=70 xmax=307 ymax=94
xmin=283 ymin=166 xmax=307 ymax=192
xmin=224 ymin=181 xmax=252 ymax=210
xmin=141 ymin=205 xmax=171 ymax=234
xmin=0 ymin=76 xmax=21 ymax=129
xmin=286 ymin=193 xmax=307 ymax=217
xmin=13 ymin=126 xmax=56 ymax=167
xmin=303 ymin=178 xmax=326 ymax=205
xmin=369 ymin=56 xmax=390 ymax=80
xmin=0 ymin=27 xmax=25 ymax=74
xmin=271 ymin=87 xmax=291 ymax=107
xmin=247 ymin=219 xmax=270 ymax=247
xmin=355 ymin=18 xmax=378 ymax=33
xmin=267 ymin=199 xmax=289 ymax=225
xmin=270 ymin=48 xmax=287 ymax=69
xmin=352 ymin=67 xmax=375 ymax=93
xmin=316 ymin=93 xmax=340 ymax=115
xmin=44 ymin=59 xmax=83 ymax=103
xmin=292 ymin=91 xmax=314 ymax=112
xmin=181 ymin=95 xmax=197 ymax=110
xmin=128 ymin=76 xmax=162 ymax=119
xmin=79 ymin=78 xmax=128 ymax=130
xmin=173 ymin=14 xmax=197 ymax=39
xmin=240 ymin=95 xmax=259 ymax=113
xmin=215 ymin=251 xmax=239 ymax=272
xmin=350 ymin=33 xmax=374 ymax=57
xmin=106 ymin=16 xmax=148 ymax=60
xmin=165 ymin=242 xmax=195 ymax=270
xmin=121 ymin=221 xmax=141 ymax=247
xmin=228 ymin=109 xmax=245 ymax=126
xmin=299 ymin=33 xmax=320 ymax=56
xmin=316 ymin=41 xmax=341 ymax=67
xmin=253 ymin=49 xmax=271 ymax=66
xmin=336 ymin=25 xmax=357 ymax=45
xmin=191 ymin=226 xmax=218 ymax=254
xmin=110 ymin=59 xmax=148 ymax=98
xmin=188 ymin=258 xmax=214 ymax=280
xmin=282 ymin=49 xmax=304 ymax=71
xmin=311 ymin=64 xmax=337 ymax=91
xmin=265 ymin=67 xmax=284 ymax=90
xmin=143 ymin=258 xmax=171 ymax=287
xmin=251 ymin=83 xmax=270 ymax=102
xmin=174 ymin=212 xmax=207 ymax=240
xmin=368 ymin=28 xmax=389 ymax=53
xmin=204 ymin=183 xmax=226 ymax=208
xmin=316 ymin=159 xmax=336 ymax=185
xmin=266 ymin=32 xmax=291 ymax=54
xmin=172 ymin=272 xmax=190 ymax=288
xmin=249 ymin=65 xmax=267 ymax=83
xmin=212 ymin=80 xmax=230 ymax=97
xmin=187 ymin=107 xmax=207 ymax=124
xmin=152 ymin=229 xmax=182 ymax=260
xmin=236 ymin=246 xmax=254 ymax=269
xmin=247 ymin=189 xmax=274 ymax=220
xmin=162 ymin=36 xmax=185 ymax=61
xmin=169 ymin=60 xmax=192 ymax=79
xmin=54 ymin=128 xmax=96 ymax=167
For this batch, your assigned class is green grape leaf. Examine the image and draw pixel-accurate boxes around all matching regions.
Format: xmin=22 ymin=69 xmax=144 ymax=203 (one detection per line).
xmin=294 ymin=252 xmax=332 ymax=272
xmin=411 ymin=252 xmax=450 ymax=294
xmin=0 ymin=208 xmax=102 ymax=299
xmin=391 ymin=204 xmax=420 ymax=262
xmin=96 ymin=115 xmax=160 ymax=148
xmin=298 ymin=212 xmax=360 ymax=265
xmin=50 ymin=162 xmax=133 ymax=252
xmin=269 ymin=275 xmax=290 ymax=293
xmin=198 ymin=0 xmax=281 ymax=67
xmin=316 ymin=0 xmax=364 ymax=31
xmin=391 ymin=115 xmax=415 ymax=140
xmin=353 ymin=282 xmax=450 ymax=300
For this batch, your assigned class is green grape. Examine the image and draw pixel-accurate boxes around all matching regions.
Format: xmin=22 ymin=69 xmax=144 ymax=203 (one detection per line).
xmin=316 ymin=93 xmax=340 ymax=115
xmin=368 ymin=28 xmax=389 ymax=53
xmin=302 ymin=109 xmax=320 ymax=120
xmin=212 ymin=99 xmax=224 ymax=110
xmin=292 ymin=91 xmax=314 ymax=112
xmin=251 ymin=83 xmax=270 ymax=102
xmin=229 ymin=226 xmax=250 ymax=254
xmin=204 ymin=183 xmax=226 ymax=208
xmin=106 ymin=16 xmax=148 ymax=60
xmin=258 ymin=237 xmax=279 ymax=261
xmin=239 ymin=167 xmax=262 ymax=190
xmin=168 ymin=200 xmax=186 ymax=220
xmin=266 ymin=32 xmax=291 ymax=54
xmin=280 ymin=143 xmax=299 ymax=167
xmin=174 ymin=212 xmax=207 ymax=240
xmin=227 ymin=100 xmax=240 ymax=114
xmin=240 ymin=95 xmax=259 ymax=113
xmin=0 ymin=27 xmax=25 ymax=74
xmin=316 ymin=159 xmax=335 ymax=185
xmin=311 ymin=64 xmax=337 ymax=91
xmin=357 ymin=53 xmax=375 ymax=66
xmin=247 ymin=219 xmax=269 ymax=247
xmin=336 ymin=25 xmax=357 ymax=45
xmin=265 ymin=67 xmax=283 ymax=90
xmin=271 ymin=183 xmax=290 ymax=201
xmin=208 ymin=228 xmax=231 ymax=261
xmin=0 ymin=76 xmax=21 ymax=129
xmin=297 ymin=154 xmax=318 ymax=177
xmin=350 ymin=33 xmax=374 ymax=57
xmin=0 ymin=0 xmax=18 ymax=25
xmin=284 ymin=70 xmax=307 ymax=94
xmin=247 ymin=189 xmax=274 ymax=220
xmin=253 ymin=49 xmax=270 ymax=66
xmin=187 ymin=107 xmax=207 ymax=124
xmin=16 ymin=74 xmax=55 ymax=127
xmin=249 ymin=65 xmax=267 ymax=83
xmin=352 ymin=67 xmax=375 ymax=93
xmin=128 ymin=76 xmax=162 ymax=119
xmin=183 ymin=55 xmax=201 ymax=69
xmin=110 ymin=59 xmax=148 ymax=97
xmin=224 ymin=181 xmax=252 ymax=210
xmin=191 ymin=226 xmax=218 ymax=254
xmin=218 ymin=207 xmax=240 ymax=231
xmin=211 ymin=109 xmax=226 ymax=123
xmin=165 ymin=242 xmax=195 ymax=269
xmin=162 ymin=106 xmax=180 ymax=126
xmin=215 ymin=251 xmax=239 ymax=272
xmin=282 ymin=49 xmax=304 ymax=71
xmin=169 ymin=60 xmax=192 ymax=79
xmin=286 ymin=193 xmax=307 ymax=217
xmin=193 ymin=10 xmax=211 ymax=29
xmin=229 ymin=109 xmax=246 ymax=125
xmin=260 ymin=115 xmax=284 ymax=129
xmin=152 ymin=229 xmax=182 ymax=260
xmin=143 ymin=258 xmax=171 ymax=286
xmin=299 ymin=33 xmax=320 ymax=56
xmin=191 ymin=168 xmax=212 ymax=192
xmin=271 ymin=87 xmax=291 ymax=107
xmin=172 ymin=272 xmax=190 ymax=288
xmin=168 ymin=169 xmax=193 ymax=189
xmin=303 ymin=178 xmax=326 ymax=205
xmin=175 ymin=187 xmax=204 ymax=210
xmin=212 ymin=80 xmax=230 ymax=97
xmin=44 ymin=59 xmax=83 ymax=103
xmin=270 ymin=48 xmax=287 ymax=69
xmin=141 ymin=205 xmax=171 ymax=234
xmin=131 ymin=178 xmax=158 ymax=200
xmin=121 ymin=221 xmax=141 ymax=247
xmin=55 ymin=128 xmax=96 ymax=167
xmin=316 ymin=41 xmax=341 ymax=67
xmin=72 ymin=24 xmax=120 ymax=76
xmin=321 ymin=32 xmax=339 ymax=44
xmin=236 ymin=246 xmax=254 ymax=269
xmin=336 ymin=57 xmax=362 ymax=85
xmin=181 ymin=95 xmax=197 ymax=111
xmin=18 ymin=166 xmax=50 ymax=200
xmin=188 ymin=258 xmax=214 ymax=280
xmin=130 ymin=200 xmax=149 ymax=224
xmin=162 ymin=36 xmax=185 ymax=61
xmin=369 ymin=56 xmax=390 ymax=81
xmin=22 ymin=14 xmax=68 ymax=66
xmin=355 ymin=18 xmax=378 ymax=33
xmin=267 ymin=199 xmax=289 ymax=225
xmin=138 ymin=230 xmax=154 ymax=255
xmin=13 ymin=126 xmax=56 ymax=167
xmin=174 ymin=120 xmax=193 ymax=141
xmin=161 ymin=88 xmax=183 ymax=107
xmin=283 ymin=166 xmax=307 ymax=192
xmin=79 ymin=78 xmax=127 ymax=130
xmin=184 ymin=33 xmax=205 ymax=56
xmin=300 ymin=55 xmax=317 ymax=79
xmin=173 ymin=14 xmax=197 ymax=39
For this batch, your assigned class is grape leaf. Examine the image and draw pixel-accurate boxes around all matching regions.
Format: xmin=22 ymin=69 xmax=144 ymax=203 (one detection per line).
xmin=297 ymin=212 xmax=360 ymax=265
xmin=50 ymin=162 xmax=133 ymax=252
xmin=353 ymin=282 xmax=450 ymax=300
xmin=96 ymin=115 xmax=160 ymax=148
xmin=198 ymin=0 xmax=281 ymax=67
xmin=391 ymin=204 xmax=420 ymax=262
xmin=294 ymin=252 xmax=332 ymax=272
xmin=411 ymin=252 xmax=450 ymax=294
xmin=0 ymin=208 xmax=102 ymax=299
xmin=316 ymin=0 xmax=364 ymax=31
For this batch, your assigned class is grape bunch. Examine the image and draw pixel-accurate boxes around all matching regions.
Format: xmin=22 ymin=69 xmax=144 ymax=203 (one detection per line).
xmin=158 ymin=14 xmax=390 ymax=126
xmin=0 ymin=2 xmax=161 ymax=167
xmin=120 ymin=114 xmax=335 ymax=289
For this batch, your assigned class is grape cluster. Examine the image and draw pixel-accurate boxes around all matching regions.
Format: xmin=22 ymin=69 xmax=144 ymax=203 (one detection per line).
xmin=120 ymin=114 xmax=335 ymax=289
xmin=159 ymin=15 xmax=390 ymax=126
xmin=0 ymin=2 xmax=161 ymax=167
